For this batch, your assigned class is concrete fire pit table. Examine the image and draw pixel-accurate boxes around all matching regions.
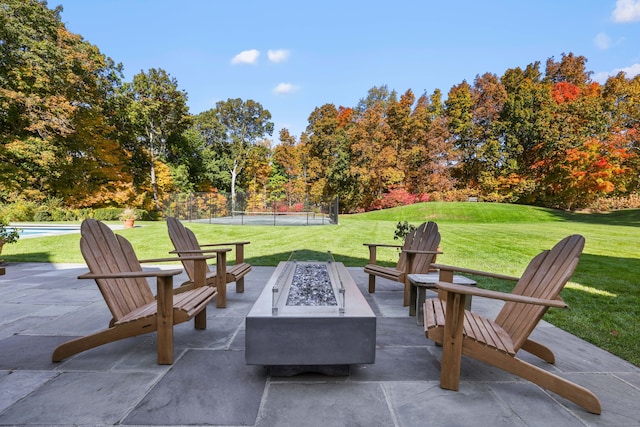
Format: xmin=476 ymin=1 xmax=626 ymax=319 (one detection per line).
xmin=245 ymin=260 xmax=376 ymax=375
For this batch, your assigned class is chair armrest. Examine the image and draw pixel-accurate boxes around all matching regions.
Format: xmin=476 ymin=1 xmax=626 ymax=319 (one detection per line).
xmin=363 ymin=243 xmax=403 ymax=249
xmin=197 ymin=243 xmax=247 ymax=263
xmin=403 ymin=249 xmax=443 ymax=255
xmin=431 ymin=263 xmax=520 ymax=282
xmin=139 ymin=255 xmax=218 ymax=263
xmin=434 ymin=281 xmax=568 ymax=308
xmin=168 ymin=248 xmax=231 ymax=255
xmin=200 ymin=241 xmax=250 ymax=247
xmin=78 ymin=269 xmax=183 ymax=280
xmin=364 ymin=243 xmax=403 ymax=265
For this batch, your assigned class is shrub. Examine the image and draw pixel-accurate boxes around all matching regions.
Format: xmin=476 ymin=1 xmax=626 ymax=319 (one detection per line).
xmin=93 ymin=208 xmax=122 ymax=221
xmin=0 ymin=200 xmax=37 ymax=221
xmin=416 ymin=193 xmax=430 ymax=203
xmin=33 ymin=210 xmax=52 ymax=222
xmin=590 ymin=193 xmax=640 ymax=211
xmin=0 ymin=219 xmax=20 ymax=244
xmin=370 ymin=188 xmax=417 ymax=210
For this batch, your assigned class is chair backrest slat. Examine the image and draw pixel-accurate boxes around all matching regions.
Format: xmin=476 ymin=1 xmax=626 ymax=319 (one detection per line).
xmin=80 ymin=219 xmax=154 ymax=322
xmin=495 ymin=234 xmax=584 ymax=350
xmin=166 ymin=217 xmax=212 ymax=283
xmin=397 ymin=222 xmax=441 ymax=273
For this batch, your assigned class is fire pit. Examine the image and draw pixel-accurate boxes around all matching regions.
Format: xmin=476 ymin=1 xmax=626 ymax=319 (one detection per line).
xmin=245 ymin=260 xmax=376 ymax=375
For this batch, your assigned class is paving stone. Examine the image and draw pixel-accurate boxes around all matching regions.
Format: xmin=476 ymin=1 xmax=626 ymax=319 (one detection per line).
xmin=124 ymin=349 xmax=266 ymax=426
xmin=0 ymin=335 xmax=70 ymax=370
xmin=0 ymin=371 xmax=158 ymax=425
xmin=0 ymin=370 xmax=58 ymax=414
xmin=256 ymin=382 xmax=394 ymax=427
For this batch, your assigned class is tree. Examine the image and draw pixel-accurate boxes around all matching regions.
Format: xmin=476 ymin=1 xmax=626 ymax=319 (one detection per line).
xmin=496 ymin=63 xmax=553 ymax=202
xmin=189 ymin=109 xmax=229 ymax=191
xmin=347 ymin=100 xmax=393 ymax=208
xmin=535 ymin=137 xmax=631 ymax=209
xmin=386 ymin=89 xmax=415 ymax=184
xmin=471 ymin=73 xmax=507 ymax=197
xmin=355 ymin=85 xmax=397 ymax=114
xmin=544 ymin=52 xmax=592 ymax=86
xmin=244 ymin=140 xmax=272 ymax=210
xmin=445 ymin=81 xmax=476 ymax=185
xmin=212 ymin=98 xmax=274 ymax=213
xmin=0 ymin=0 xmax=131 ymax=206
xmin=407 ymin=90 xmax=455 ymax=195
xmin=603 ymin=73 xmax=640 ymax=192
xmin=273 ymin=128 xmax=305 ymax=207
xmin=125 ymin=68 xmax=190 ymax=210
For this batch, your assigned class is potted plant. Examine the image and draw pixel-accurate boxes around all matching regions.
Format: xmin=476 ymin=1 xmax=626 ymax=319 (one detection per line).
xmin=0 ymin=220 xmax=20 ymax=256
xmin=119 ymin=208 xmax=139 ymax=229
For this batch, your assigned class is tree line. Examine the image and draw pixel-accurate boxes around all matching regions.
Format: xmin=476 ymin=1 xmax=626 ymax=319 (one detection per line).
xmin=2 ymin=0 xmax=639 ymax=215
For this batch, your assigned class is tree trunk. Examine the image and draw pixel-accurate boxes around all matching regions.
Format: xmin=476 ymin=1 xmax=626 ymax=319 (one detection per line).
xmin=230 ymin=163 xmax=238 ymax=216
xmin=148 ymin=131 xmax=160 ymax=211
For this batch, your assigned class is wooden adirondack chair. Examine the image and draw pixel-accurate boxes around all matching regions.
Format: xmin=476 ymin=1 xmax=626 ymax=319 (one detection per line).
xmin=364 ymin=221 xmax=441 ymax=306
xmin=166 ymin=217 xmax=251 ymax=308
xmin=52 ymin=219 xmax=218 ymax=365
xmin=424 ymin=234 xmax=601 ymax=414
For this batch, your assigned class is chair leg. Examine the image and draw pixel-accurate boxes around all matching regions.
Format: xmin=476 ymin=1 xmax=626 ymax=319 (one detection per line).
xmin=194 ymin=308 xmax=207 ymax=330
xmin=235 ymin=276 xmax=244 ymax=293
xmin=156 ymin=276 xmax=174 ymax=365
xmin=52 ymin=321 xmax=154 ymax=362
xmin=439 ymin=292 xmax=466 ymax=390
xmin=409 ymin=282 xmax=418 ymax=316
xmin=216 ymin=252 xmax=227 ymax=308
xmin=522 ymin=339 xmax=555 ymax=364
xmin=216 ymin=275 xmax=227 ymax=308
xmin=467 ymin=340 xmax=601 ymax=414
xmin=368 ymin=275 xmax=376 ymax=293
xmin=403 ymin=279 xmax=411 ymax=306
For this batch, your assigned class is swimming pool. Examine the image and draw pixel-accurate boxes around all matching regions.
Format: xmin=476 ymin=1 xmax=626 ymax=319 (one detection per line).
xmin=9 ymin=224 xmax=81 ymax=238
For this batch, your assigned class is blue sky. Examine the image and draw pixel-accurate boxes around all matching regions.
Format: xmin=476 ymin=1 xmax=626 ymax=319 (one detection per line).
xmin=57 ymin=0 xmax=640 ymax=139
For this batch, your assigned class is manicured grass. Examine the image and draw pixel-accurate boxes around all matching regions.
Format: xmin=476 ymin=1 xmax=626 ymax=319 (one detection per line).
xmin=2 ymin=202 xmax=639 ymax=366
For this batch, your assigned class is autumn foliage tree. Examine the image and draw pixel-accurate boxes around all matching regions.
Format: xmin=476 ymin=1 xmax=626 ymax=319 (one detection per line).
xmin=0 ymin=0 xmax=133 ymax=207
xmin=537 ymin=137 xmax=631 ymax=209
xmin=2 ymin=3 xmax=639 ymax=214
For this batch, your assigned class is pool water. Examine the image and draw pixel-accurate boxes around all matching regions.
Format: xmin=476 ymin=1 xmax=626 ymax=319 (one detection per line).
xmin=9 ymin=225 xmax=81 ymax=238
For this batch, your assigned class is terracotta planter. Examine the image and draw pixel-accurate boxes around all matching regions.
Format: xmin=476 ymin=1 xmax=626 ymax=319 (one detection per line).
xmin=123 ymin=219 xmax=135 ymax=229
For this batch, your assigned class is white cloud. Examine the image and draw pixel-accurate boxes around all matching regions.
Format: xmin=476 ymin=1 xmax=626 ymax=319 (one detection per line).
xmin=594 ymin=32 xmax=612 ymax=49
xmin=231 ymin=49 xmax=260 ymax=65
xmin=592 ymin=63 xmax=640 ymax=82
xmin=273 ymin=83 xmax=299 ymax=95
xmin=612 ymin=0 xmax=640 ymax=22
xmin=267 ymin=49 xmax=291 ymax=63
xmin=619 ymin=63 xmax=640 ymax=77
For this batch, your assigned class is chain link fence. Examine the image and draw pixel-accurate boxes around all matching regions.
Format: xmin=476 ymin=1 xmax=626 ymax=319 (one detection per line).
xmin=162 ymin=192 xmax=338 ymax=226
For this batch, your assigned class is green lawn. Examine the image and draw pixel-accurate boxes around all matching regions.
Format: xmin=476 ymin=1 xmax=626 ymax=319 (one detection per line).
xmin=2 ymin=202 xmax=639 ymax=366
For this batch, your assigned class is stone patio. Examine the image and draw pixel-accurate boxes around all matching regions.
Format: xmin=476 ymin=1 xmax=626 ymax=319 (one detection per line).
xmin=0 ymin=262 xmax=639 ymax=426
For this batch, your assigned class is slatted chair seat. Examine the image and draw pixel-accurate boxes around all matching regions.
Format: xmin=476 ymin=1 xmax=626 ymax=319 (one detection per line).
xmin=423 ymin=235 xmax=602 ymax=414
xmin=116 ymin=286 xmax=214 ymax=325
xmin=425 ymin=298 xmax=515 ymax=355
xmin=227 ymin=263 xmax=252 ymax=283
xmin=167 ymin=217 xmax=251 ymax=308
xmin=52 ymin=219 xmax=217 ymax=365
xmin=363 ymin=221 xmax=441 ymax=306
xmin=363 ymin=264 xmax=404 ymax=282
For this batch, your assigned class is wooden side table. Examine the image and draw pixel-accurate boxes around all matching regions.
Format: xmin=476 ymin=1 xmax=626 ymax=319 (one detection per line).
xmin=408 ymin=273 xmax=477 ymax=325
